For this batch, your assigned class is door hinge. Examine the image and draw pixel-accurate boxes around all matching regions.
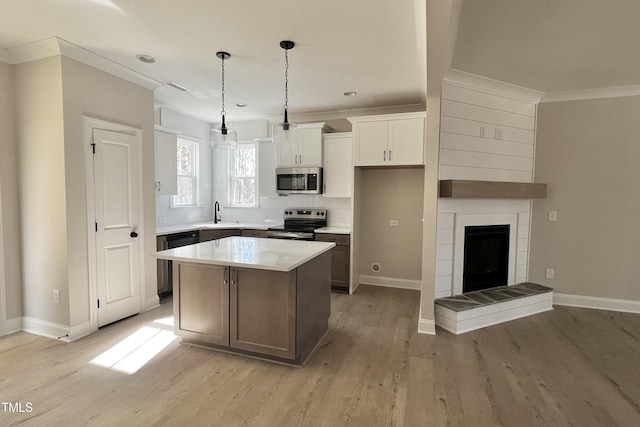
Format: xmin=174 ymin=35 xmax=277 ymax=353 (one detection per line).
xmin=97 ymin=299 xmax=100 ymax=309
xmin=91 ymin=143 xmax=96 ymax=154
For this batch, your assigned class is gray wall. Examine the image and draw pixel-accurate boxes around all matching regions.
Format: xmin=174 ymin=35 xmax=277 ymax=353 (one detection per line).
xmin=15 ymin=55 xmax=156 ymax=328
xmin=530 ymin=96 xmax=640 ymax=301
xmin=0 ymin=61 xmax=23 ymax=323
xmin=359 ymin=168 xmax=425 ymax=281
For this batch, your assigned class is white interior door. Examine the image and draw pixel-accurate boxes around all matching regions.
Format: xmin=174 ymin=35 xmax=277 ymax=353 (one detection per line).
xmin=93 ymin=129 xmax=141 ymax=327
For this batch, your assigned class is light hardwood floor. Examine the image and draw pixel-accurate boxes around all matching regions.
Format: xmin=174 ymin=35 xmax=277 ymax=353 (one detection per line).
xmin=1 ymin=285 xmax=639 ymax=426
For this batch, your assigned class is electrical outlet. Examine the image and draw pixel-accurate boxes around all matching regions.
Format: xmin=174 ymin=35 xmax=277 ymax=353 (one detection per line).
xmin=480 ymin=127 xmax=486 ymax=138
xmin=495 ymin=128 xmax=503 ymax=139
xmin=53 ymin=289 xmax=60 ymax=304
xmin=548 ymin=211 xmax=557 ymax=222
xmin=336 ymin=216 xmax=346 ymax=223
xmin=389 ymin=220 xmax=399 ymax=226
xmin=545 ymin=268 xmax=555 ymax=280
xmin=157 ymin=216 xmax=165 ymax=224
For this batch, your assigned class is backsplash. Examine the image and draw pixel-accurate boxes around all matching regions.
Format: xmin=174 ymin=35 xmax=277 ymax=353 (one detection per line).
xmin=220 ymin=195 xmax=352 ymax=227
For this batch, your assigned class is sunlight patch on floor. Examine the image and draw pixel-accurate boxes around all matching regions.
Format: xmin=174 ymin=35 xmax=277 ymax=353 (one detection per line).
xmin=90 ymin=325 xmax=177 ymax=374
xmin=153 ymin=316 xmax=174 ymax=327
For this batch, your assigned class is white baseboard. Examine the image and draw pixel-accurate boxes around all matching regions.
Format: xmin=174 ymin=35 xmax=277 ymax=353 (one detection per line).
xmin=359 ymin=275 xmax=422 ymax=291
xmin=68 ymin=321 xmax=91 ymax=342
xmin=436 ymin=292 xmax=553 ymax=334
xmin=22 ymin=316 xmax=71 ymax=341
xmin=4 ymin=316 xmax=23 ymax=335
xmin=144 ymin=295 xmax=160 ymax=311
xmin=554 ymin=293 xmax=640 ymax=314
xmin=418 ymin=318 xmax=436 ymax=335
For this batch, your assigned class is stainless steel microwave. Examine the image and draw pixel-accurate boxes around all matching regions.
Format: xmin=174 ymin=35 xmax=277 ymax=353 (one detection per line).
xmin=276 ymin=167 xmax=323 ymax=195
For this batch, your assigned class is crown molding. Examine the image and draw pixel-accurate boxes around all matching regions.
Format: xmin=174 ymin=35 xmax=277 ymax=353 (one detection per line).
xmin=6 ymin=37 xmax=162 ymax=91
xmin=540 ymin=85 xmax=640 ymax=103
xmin=444 ymin=69 xmax=544 ymax=103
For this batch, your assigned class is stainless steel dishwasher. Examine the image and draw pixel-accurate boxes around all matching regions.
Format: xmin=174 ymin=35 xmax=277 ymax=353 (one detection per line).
xmin=157 ymin=230 xmax=200 ymax=296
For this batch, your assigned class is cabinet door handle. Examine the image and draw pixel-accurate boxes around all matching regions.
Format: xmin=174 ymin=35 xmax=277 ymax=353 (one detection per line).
xmin=299 ymin=154 xmax=302 ymax=164
xmin=389 ymin=150 xmax=392 ymax=162
xmin=223 ymin=267 xmax=229 ymax=285
xmin=383 ymin=151 xmax=386 ymax=161
xmin=158 ymin=181 xmax=161 ymax=192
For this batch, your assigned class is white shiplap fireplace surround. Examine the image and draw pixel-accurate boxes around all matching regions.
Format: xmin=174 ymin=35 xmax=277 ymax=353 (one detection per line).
xmin=436 ymin=199 xmax=531 ymax=299
xmin=433 ymin=76 xmax=551 ymax=333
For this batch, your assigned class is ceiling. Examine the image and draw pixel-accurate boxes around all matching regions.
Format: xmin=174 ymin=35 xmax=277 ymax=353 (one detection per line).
xmin=451 ymin=0 xmax=640 ymax=94
xmin=0 ymin=0 xmax=426 ymax=123
xmin=4 ymin=1 xmax=639 ymax=124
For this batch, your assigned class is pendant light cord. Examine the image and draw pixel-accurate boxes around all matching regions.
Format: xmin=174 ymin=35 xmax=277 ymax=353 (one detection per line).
xmin=221 ymin=55 xmax=226 ymax=122
xmin=284 ymin=47 xmax=289 ymax=115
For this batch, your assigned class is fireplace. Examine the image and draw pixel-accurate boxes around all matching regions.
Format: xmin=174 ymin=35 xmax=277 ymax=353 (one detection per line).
xmin=463 ymin=225 xmax=510 ymax=293
xmin=452 ymin=213 xmax=518 ymax=296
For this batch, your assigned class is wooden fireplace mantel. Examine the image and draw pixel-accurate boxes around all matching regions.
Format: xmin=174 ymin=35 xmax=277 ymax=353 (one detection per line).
xmin=439 ymin=180 xmax=547 ymax=199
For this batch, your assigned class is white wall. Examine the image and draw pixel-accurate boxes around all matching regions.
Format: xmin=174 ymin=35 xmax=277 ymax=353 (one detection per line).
xmin=15 ymin=56 xmax=69 ymax=326
xmin=435 ymin=81 xmax=537 ymax=298
xmin=15 ymin=55 xmax=156 ymax=334
xmin=61 ymin=57 xmax=156 ymax=327
xmin=0 ymin=60 xmax=23 ymax=331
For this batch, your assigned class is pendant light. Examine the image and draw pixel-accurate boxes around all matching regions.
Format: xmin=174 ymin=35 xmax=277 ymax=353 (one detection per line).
xmin=272 ymin=40 xmax=299 ymax=146
xmin=212 ymin=51 xmax=237 ymax=148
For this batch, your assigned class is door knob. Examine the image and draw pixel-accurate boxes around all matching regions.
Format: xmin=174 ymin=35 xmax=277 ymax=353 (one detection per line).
xmin=130 ymin=231 xmax=139 ymax=238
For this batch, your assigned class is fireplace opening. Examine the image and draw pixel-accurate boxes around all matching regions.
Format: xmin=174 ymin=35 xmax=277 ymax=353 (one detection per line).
xmin=463 ymin=225 xmax=510 ymax=293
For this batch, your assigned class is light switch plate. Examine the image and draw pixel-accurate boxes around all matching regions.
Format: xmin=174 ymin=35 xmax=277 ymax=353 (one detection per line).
xmin=389 ymin=220 xmax=399 ymax=226
xmin=548 ymin=211 xmax=557 ymax=222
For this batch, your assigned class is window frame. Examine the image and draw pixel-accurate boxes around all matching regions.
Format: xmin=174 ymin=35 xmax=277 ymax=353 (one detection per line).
xmin=227 ymin=141 xmax=259 ymax=208
xmin=171 ymin=138 xmax=200 ymax=208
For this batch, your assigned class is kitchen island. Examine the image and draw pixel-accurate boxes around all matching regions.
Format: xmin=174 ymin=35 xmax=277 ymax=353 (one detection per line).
xmin=155 ymin=236 xmax=335 ymax=365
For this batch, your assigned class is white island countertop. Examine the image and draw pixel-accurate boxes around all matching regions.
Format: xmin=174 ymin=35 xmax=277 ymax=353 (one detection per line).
xmin=154 ymin=236 xmax=335 ymax=272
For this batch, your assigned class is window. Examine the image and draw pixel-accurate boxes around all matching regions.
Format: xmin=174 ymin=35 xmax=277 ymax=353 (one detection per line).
xmin=228 ymin=142 xmax=257 ymax=207
xmin=172 ymin=139 xmax=199 ymax=207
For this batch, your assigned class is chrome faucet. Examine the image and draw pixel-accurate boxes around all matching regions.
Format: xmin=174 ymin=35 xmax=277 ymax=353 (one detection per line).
xmin=214 ymin=201 xmax=221 ymax=224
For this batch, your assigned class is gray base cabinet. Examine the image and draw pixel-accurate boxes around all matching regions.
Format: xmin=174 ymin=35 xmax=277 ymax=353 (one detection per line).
xmin=199 ymin=229 xmax=241 ymax=242
xmin=172 ymin=252 xmax=331 ymax=364
xmin=315 ymin=233 xmax=350 ymax=291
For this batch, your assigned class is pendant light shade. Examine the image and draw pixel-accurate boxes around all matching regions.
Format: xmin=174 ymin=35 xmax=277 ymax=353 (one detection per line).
xmin=212 ymin=51 xmax=238 ymax=148
xmin=272 ymin=41 xmax=299 ymax=146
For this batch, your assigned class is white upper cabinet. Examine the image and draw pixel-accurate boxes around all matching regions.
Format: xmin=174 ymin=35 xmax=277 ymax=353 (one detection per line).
xmin=277 ymin=122 xmax=330 ymax=167
xmin=323 ymin=132 xmax=353 ymax=198
xmin=154 ymin=129 xmax=178 ymax=195
xmin=349 ymin=112 xmax=426 ymax=167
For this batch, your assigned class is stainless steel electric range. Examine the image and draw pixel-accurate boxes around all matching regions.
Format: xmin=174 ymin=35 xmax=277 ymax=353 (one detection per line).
xmin=267 ymin=208 xmax=327 ymax=240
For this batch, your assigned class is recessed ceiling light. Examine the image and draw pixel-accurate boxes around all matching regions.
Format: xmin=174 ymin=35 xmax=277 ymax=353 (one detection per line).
xmin=136 ymin=54 xmax=156 ymax=64
xmin=343 ymin=91 xmax=357 ymax=97
xmin=236 ymin=103 xmax=248 ymax=108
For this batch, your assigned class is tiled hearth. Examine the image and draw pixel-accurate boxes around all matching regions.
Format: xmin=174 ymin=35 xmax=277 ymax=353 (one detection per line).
xmin=435 ymin=282 xmax=553 ymax=334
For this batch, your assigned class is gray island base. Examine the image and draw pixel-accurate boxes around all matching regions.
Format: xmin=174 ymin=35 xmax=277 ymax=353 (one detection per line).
xmin=155 ymin=237 xmax=335 ymax=366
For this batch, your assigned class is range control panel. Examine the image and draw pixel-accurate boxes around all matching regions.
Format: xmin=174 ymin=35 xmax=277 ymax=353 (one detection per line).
xmin=283 ymin=208 xmax=327 ymax=219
